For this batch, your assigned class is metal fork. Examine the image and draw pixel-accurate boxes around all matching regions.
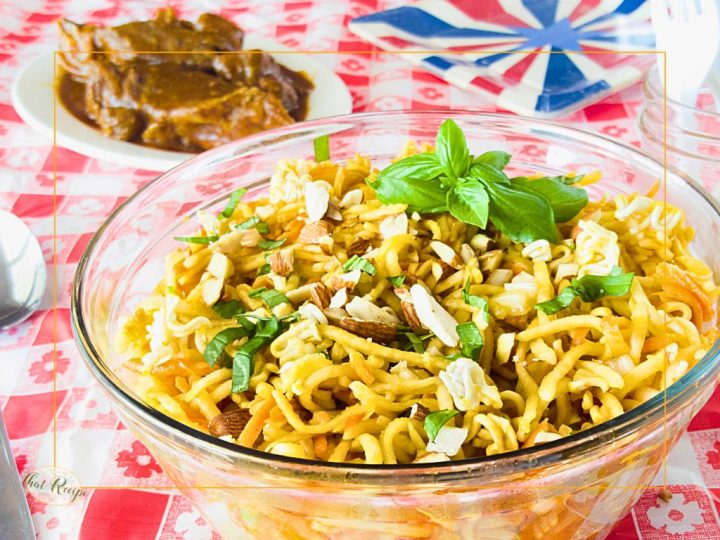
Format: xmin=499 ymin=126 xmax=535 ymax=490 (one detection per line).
xmin=651 ymin=0 xmax=720 ymax=106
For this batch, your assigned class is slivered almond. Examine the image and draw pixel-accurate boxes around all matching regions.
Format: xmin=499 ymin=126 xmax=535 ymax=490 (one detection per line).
xmin=268 ymin=249 xmax=294 ymax=277
xmin=209 ymin=408 xmax=252 ymax=438
xmin=408 ymin=403 xmax=430 ymax=421
xmin=430 ymin=241 xmax=462 ymax=268
xmin=202 ymin=277 xmax=224 ymax=306
xmin=401 ymin=301 xmax=424 ymax=333
xmin=347 ymin=237 xmax=371 ymax=257
xmin=207 ymin=252 xmax=234 ymax=279
xmin=410 ymin=284 xmax=459 ymax=347
xmin=379 ymin=213 xmax=408 ymax=239
xmin=339 ymin=318 xmax=397 ymax=343
xmin=330 ymin=269 xmax=361 ymax=291
xmin=479 ymin=250 xmax=503 ymax=273
xmin=346 ymin=296 xmax=400 ymax=324
xmin=240 ymin=227 xmax=263 ymax=248
xmin=460 ymin=243 xmax=476 ymax=264
xmin=310 ymin=282 xmax=332 ymax=309
xmin=299 ymin=220 xmax=333 ymax=244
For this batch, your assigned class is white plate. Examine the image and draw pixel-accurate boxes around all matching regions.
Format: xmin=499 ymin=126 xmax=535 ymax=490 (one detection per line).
xmin=12 ymin=37 xmax=353 ymax=171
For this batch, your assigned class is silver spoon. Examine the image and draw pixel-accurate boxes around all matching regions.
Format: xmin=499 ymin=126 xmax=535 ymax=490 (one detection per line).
xmin=0 ymin=209 xmax=46 ymax=328
xmin=0 ymin=209 xmax=42 ymax=538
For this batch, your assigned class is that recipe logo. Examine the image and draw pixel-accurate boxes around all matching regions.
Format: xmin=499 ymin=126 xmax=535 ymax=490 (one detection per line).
xmin=23 ymin=466 xmax=87 ymax=505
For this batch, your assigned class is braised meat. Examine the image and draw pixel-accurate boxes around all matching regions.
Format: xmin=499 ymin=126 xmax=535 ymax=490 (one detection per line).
xmin=57 ymin=8 xmax=313 ymax=152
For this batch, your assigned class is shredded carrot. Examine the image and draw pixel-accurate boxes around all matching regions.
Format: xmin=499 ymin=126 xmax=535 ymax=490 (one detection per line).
xmin=284 ymin=219 xmax=305 ymax=243
xmin=642 ymin=335 xmax=671 ymax=354
xmin=570 ymin=327 xmax=589 ymax=345
xmin=314 ymin=435 xmax=329 ymax=460
xmin=238 ymin=399 xmax=275 ymax=447
xmin=656 ymin=263 xmax=713 ymax=328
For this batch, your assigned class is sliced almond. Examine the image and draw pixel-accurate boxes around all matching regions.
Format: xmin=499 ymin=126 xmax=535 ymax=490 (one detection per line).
xmin=414 ymin=452 xmax=451 ymax=463
xmin=470 ymin=233 xmax=493 ymax=253
xmin=410 ymin=284 xmax=459 ymax=347
xmin=268 ymin=249 xmax=294 ymax=277
xmin=212 ymin=228 xmax=262 ymax=253
xmin=202 ymin=277 xmax=224 ymax=306
xmin=339 ymin=317 xmax=397 ymax=343
xmin=207 ymin=252 xmax=234 ymax=279
xmin=326 ymin=202 xmax=343 ymax=221
xmin=479 ymin=250 xmax=503 ymax=273
xmin=486 ymin=268 xmax=514 ymax=286
xmin=298 ymin=302 xmax=328 ymax=325
xmin=394 ymin=287 xmax=412 ymax=302
xmin=401 ymin=301 xmax=424 ymax=333
xmin=346 ymin=296 xmax=400 ymax=325
xmin=209 ymin=408 xmax=252 ymax=438
xmin=298 ymin=220 xmax=333 ymax=244
xmin=330 ymin=269 xmax=361 ymax=291
xmin=240 ymin=227 xmax=263 ymax=248
xmin=426 ymin=426 xmax=468 ymax=457
xmin=304 ymin=181 xmax=331 ymax=222
xmin=310 ymin=282 xmax=332 ymax=309
xmin=459 ymin=243 xmax=476 ymax=264
xmin=329 ymin=287 xmax=348 ymax=309
xmin=408 ymin=403 xmax=430 ymax=421
xmin=339 ymin=188 xmax=363 ymax=208
xmin=379 ymin=213 xmax=408 ymax=239
xmin=323 ymin=308 xmax=346 ymax=323
xmin=430 ymin=240 xmax=461 ymax=268
xmin=347 ymin=237 xmax=371 ymax=257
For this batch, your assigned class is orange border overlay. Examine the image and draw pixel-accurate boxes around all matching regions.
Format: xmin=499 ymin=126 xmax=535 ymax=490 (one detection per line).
xmin=50 ymin=49 xmax=668 ymax=492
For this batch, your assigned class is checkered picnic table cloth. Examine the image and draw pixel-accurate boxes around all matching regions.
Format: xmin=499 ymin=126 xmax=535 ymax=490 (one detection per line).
xmin=1 ymin=1 xmax=719 ymax=538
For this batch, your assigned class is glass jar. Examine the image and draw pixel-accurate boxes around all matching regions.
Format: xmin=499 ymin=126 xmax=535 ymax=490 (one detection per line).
xmin=639 ymin=67 xmax=720 ymax=200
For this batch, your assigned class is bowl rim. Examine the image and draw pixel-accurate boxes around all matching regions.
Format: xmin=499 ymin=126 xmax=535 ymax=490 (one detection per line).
xmin=71 ymin=109 xmax=720 ymax=479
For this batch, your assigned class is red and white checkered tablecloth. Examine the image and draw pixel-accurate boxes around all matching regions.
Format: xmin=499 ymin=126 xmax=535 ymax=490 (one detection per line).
xmin=1 ymin=1 xmax=719 ymax=538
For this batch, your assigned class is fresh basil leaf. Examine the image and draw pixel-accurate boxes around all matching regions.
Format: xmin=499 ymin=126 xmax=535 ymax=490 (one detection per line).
xmin=368 ymin=153 xmax=448 ymax=213
xmin=436 ymin=119 xmax=470 ymax=180
xmin=536 ymin=267 xmax=634 ymax=315
xmin=456 ymin=322 xmax=484 ymax=360
xmin=512 ymin=177 xmax=588 ymax=223
xmin=447 ymin=180 xmax=489 ymax=228
xmin=572 ymin=268 xmax=634 ymax=302
xmin=535 ymin=286 xmax=580 ymax=315
xmin=174 ymin=235 xmax=218 ymax=244
xmin=258 ymin=238 xmax=286 ymax=250
xmin=342 ymin=255 xmax=377 ymax=275
xmin=221 ymin=188 xmax=248 ymax=219
xmin=403 ymin=332 xmax=425 ymax=354
xmin=212 ymin=300 xmax=245 ymax=319
xmin=204 ymin=327 xmax=249 ymax=367
xmin=477 ymin=179 xmax=557 ymax=243
xmin=469 ymin=162 xmax=511 ymax=185
xmin=256 ymin=263 xmax=271 ymax=276
xmin=255 ymin=316 xmax=282 ymax=339
xmin=258 ymin=289 xmax=290 ymax=309
xmin=231 ymin=351 xmax=254 ymax=393
xmin=462 ymin=281 xmax=489 ymax=321
xmin=387 ymin=275 xmax=406 ymax=288
xmin=424 ymin=409 xmax=460 ymax=442
xmin=474 ymin=151 xmax=511 ymax=171
xmin=314 ymin=134 xmax=330 ymax=162
xmin=552 ymin=174 xmax=584 ymax=185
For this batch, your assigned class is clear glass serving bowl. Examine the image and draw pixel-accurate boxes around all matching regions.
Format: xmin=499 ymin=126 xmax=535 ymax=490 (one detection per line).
xmin=72 ymin=111 xmax=720 ymax=540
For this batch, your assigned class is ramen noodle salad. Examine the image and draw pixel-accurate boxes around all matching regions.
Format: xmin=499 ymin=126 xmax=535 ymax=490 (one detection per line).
xmin=117 ymin=120 xmax=718 ymax=465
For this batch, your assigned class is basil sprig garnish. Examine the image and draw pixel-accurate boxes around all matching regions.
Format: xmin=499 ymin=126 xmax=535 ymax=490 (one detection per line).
xmin=536 ymin=267 xmax=634 ymax=315
xmin=424 ymin=409 xmax=460 ymax=442
xmin=367 ymin=119 xmax=589 ymax=243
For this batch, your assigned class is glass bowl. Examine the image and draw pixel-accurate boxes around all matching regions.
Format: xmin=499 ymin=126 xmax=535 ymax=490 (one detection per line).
xmin=71 ymin=111 xmax=720 ymax=539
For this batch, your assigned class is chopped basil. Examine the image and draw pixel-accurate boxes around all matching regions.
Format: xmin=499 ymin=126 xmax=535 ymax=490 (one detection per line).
xmin=456 ymin=322 xmax=484 ymax=360
xmin=403 ymin=332 xmax=425 ymax=353
xmin=235 ymin=216 xmax=270 ymax=234
xmin=424 ymin=409 xmax=460 ymax=442
xmin=314 ymin=134 xmax=330 ymax=162
xmin=536 ymin=267 xmax=634 ymax=315
xmin=258 ymin=238 xmax=286 ymax=250
xmin=462 ymin=281 xmax=489 ymax=323
xmin=248 ymin=287 xmax=266 ymax=298
xmin=342 ymin=255 xmax=377 ymax=275
xmin=212 ymin=300 xmax=245 ymax=319
xmin=174 ymin=235 xmax=218 ymax=244
xmin=204 ymin=327 xmax=249 ymax=367
xmin=257 ymin=289 xmax=290 ymax=308
xmin=387 ymin=275 xmax=406 ymax=288
xmin=256 ymin=263 xmax=271 ymax=276
xmin=221 ymin=188 xmax=248 ymax=219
